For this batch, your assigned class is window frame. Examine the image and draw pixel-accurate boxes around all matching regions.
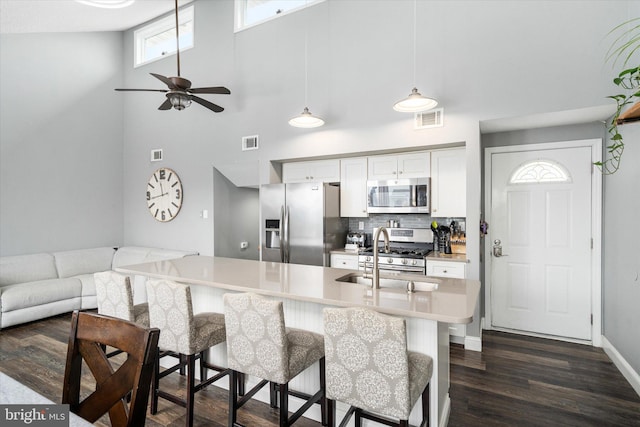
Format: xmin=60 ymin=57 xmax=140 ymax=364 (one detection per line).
xmin=234 ymin=0 xmax=325 ymax=33
xmin=134 ymin=4 xmax=195 ymax=68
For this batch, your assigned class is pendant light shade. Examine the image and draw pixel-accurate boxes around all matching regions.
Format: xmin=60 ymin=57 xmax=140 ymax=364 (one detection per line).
xmin=393 ymin=87 xmax=438 ymax=112
xmin=394 ymin=0 xmax=437 ymax=113
xmin=289 ymin=107 xmax=325 ymax=128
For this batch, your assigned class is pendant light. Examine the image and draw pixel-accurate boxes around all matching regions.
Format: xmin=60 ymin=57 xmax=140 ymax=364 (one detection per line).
xmin=393 ymin=0 xmax=437 ymax=113
xmin=289 ymin=23 xmax=324 ymax=128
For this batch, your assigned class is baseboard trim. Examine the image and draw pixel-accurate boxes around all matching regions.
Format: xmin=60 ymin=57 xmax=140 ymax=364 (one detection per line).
xmin=464 ymin=335 xmax=482 ymax=352
xmin=439 ymin=394 xmax=451 ymax=427
xmin=602 ymin=335 xmax=640 ymax=397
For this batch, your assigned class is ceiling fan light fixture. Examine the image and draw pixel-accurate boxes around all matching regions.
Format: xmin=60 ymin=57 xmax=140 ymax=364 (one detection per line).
xmin=168 ymin=93 xmax=191 ymax=111
xmin=289 ymin=107 xmax=325 ymax=128
xmin=393 ymin=87 xmax=438 ymax=113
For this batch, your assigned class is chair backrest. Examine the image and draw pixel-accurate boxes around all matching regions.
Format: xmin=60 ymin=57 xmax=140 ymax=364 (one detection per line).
xmin=145 ymin=279 xmax=195 ymax=354
xmin=323 ymin=307 xmax=411 ymax=420
xmin=95 ymin=271 xmax=135 ymax=321
xmin=62 ymin=311 xmax=159 ymax=427
xmin=223 ymin=292 xmax=288 ymax=383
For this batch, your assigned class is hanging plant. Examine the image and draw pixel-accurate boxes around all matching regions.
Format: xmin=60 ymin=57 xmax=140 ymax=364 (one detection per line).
xmin=595 ymin=18 xmax=640 ymax=174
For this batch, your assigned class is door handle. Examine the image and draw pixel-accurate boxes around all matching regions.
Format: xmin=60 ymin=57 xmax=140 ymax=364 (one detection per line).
xmin=493 ymin=239 xmax=508 ymax=257
xmin=279 ymin=206 xmax=285 ymax=263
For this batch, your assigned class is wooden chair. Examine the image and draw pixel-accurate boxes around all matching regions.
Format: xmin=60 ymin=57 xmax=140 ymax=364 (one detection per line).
xmin=62 ymin=310 xmax=160 ymax=427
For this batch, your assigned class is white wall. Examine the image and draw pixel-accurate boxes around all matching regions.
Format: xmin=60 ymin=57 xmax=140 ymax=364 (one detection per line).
xmin=0 ymin=32 xmax=124 ymax=256
xmin=603 ymin=123 xmax=640 ymax=376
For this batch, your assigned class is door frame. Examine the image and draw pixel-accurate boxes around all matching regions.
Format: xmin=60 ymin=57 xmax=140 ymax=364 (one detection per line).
xmin=483 ymin=139 xmax=602 ymax=346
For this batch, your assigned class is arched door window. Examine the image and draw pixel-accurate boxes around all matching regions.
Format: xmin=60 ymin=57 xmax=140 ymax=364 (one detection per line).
xmin=509 ymin=160 xmax=571 ymax=184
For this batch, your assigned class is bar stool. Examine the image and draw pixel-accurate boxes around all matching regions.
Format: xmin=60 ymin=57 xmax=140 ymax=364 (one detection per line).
xmin=146 ymin=279 xmax=229 ymax=427
xmin=94 ymin=271 xmax=149 ymax=326
xmin=323 ymin=307 xmax=433 ymax=427
xmin=223 ymin=292 xmax=327 ymax=427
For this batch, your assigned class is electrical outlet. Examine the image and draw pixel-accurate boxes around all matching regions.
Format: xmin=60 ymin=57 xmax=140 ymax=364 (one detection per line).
xmin=358 ymin=221 xmax=364 ymax=230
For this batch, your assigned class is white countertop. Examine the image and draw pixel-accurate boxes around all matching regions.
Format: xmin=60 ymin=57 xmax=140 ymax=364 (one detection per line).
xmin=426 ymin=253 xmax=468 ymax=262
xmin=117 ymin=256 xmax=480 ymax=324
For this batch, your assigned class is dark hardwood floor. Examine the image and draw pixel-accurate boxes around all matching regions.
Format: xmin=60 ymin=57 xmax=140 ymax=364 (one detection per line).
xmin=1 ymin=313 xmax=639 ymax=426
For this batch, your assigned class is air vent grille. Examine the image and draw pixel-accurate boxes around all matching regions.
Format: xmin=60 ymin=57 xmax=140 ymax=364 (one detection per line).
xmin=242 ymin=135 xmax=259 ymax=151
xmin=415 ymin=108 xmax=444 ymax=129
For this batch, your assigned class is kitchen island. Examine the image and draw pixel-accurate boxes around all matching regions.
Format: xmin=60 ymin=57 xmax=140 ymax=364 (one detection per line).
xmin=116 ymin=256 xmax=480 ymax=427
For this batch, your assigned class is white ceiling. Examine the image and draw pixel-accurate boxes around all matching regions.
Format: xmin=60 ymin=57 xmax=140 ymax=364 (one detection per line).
xmin=0 ymin=0 xmax=193 ymax=34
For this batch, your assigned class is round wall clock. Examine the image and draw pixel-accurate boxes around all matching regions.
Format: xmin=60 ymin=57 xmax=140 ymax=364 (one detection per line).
xmin=146 ymin=167 xmax=183 ymax=222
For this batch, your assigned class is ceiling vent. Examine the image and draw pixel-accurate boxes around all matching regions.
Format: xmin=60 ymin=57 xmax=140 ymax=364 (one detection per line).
xmin=242 ymin=135 xmax=259 ymax=151
xmin=414 ymin=108 xmax=444 ymax=130
xmin=150 ymin=148 xmax=163 ymax=162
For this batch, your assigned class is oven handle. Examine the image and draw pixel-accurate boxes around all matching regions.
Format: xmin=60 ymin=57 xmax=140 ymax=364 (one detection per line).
xmin=359 ymin=262 xmax=425 ymax=273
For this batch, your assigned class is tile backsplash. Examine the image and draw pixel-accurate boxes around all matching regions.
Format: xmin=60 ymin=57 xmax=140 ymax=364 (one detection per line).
xmin=348 ymin=214 xmax=465 ymax=237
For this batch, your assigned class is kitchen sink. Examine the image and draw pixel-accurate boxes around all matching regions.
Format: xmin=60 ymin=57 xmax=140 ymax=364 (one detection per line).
xmin=335 ymin=273 xmax=438 ymax=292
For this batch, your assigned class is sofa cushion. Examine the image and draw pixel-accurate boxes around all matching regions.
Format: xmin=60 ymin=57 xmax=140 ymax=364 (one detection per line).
xmin=53 ymin=247 xmax=116 ymax=279
xmin=0 ymin=253 xmax=57 ymax=287
xmin=1 ymin=278 xmax=82 ymax=312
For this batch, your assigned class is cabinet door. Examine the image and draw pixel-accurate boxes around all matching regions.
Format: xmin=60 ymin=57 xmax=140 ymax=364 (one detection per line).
xmin=283 ymin=160 xmax=340 ymax=183
xmin=397 ymin=152 xmax=430 ymax=178
xmin=311 ymin=159 xmax=340 ymax=182
xmin=426 ymin=259 xmax=467 ymax=340
xmin=367 ymin=155 xmax=399 ymax=180
xmin=340 ymin=157 xmax=368 ymax=217
xmin=430 ymin=148 xmax=466 ymax=217
xmin=283 ymin=162 xmax=313 ymax=183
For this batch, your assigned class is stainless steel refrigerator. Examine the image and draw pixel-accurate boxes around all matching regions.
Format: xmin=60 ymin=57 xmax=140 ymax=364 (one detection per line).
xmin=260 ymin=182 xmax=347 ymax=266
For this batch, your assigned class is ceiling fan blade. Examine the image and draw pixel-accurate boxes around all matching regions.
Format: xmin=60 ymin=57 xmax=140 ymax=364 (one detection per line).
xmin=191 ymin=95 xmax=224 ymax=113
xmin=158 ymin=98 xmax=173 ymax=110
xmin=115 ymin=88 xmax=168 ymax=92
xmin=150 ymin=73 xmax=177 ymax=89
xmin=189 ymin=86 xmax=231 ymax=95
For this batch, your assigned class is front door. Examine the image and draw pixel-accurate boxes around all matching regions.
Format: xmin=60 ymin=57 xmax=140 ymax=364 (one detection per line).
xmin=488 ymin=143 xmax=595 ymax=340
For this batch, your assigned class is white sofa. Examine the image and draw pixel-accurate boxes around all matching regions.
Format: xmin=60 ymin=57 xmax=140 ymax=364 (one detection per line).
xmin=0 ymin=246 xmax=197 ymax=329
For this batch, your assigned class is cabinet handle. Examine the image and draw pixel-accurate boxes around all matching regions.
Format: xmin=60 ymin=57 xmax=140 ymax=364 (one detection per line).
xmin=399 ymin=170 xmax=403 ymax=174
xmin=443 ymin=270 xmax=448 ymax=273
xmin=393 ymin=171 xmax=397 ymax=175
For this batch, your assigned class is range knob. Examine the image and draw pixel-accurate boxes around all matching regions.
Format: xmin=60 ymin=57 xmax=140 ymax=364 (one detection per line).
xmin=387 ymin=258 xmax=394 ymax=264
xmin=365 ymin=256 xmax=372 ymax=262
xmin=411 ymin=260 xmax=418 ymax=266
xmin=401 ymin=259 xmax=408 ymax=265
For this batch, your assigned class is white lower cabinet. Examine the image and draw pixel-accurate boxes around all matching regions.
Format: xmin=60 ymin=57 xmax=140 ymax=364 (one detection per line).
xmin=330 ymin=253 xmax=359 ymax=270
xmin=426 ymin=259 xmax=467 ymax=342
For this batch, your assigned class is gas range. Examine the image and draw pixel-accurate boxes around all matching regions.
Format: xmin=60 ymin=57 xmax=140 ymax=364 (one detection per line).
xmin=358 ymin=227 xmax=433 ymax=274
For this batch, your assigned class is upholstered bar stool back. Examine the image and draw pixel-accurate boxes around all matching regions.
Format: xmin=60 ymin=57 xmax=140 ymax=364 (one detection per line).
xmin=323 ymin=307 xmax=433 ymax=427
xmin=224 ymin=292 xmax=327 ymax=427
xmin=146 ymin=279 xmax=229 ymax=427
xmin=95 ymin=271 xmax=149 ymax=326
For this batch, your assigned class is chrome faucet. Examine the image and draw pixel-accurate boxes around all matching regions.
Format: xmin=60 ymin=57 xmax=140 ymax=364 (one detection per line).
xmin=370 ymin=226 xmax=390 ymax=289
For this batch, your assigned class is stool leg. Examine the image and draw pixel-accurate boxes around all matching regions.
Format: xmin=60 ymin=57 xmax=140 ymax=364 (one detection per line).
xmin=326 ymin=399 xmax=335 ymax=427
xmin=228 ymin=370 xmax=238 ymax=427
xmin=421 ymin=383 xmax=430 ymax=427
xmin=200 ymin=351 xmax=207 ymax=383
xmin=320 ymin=357 xmax=327 ymax=426
xmin=186 ymin=354 xmax=196 ymax=427
xmin=150 ymin=349 xmax=160 ymax=414
xmin=278 ymin=383 xmax=288 ymax=427
xmin=399 ymin=421 xmax=409 ymax=427
xmin=270 ymin=382 xmax=278 ymax=408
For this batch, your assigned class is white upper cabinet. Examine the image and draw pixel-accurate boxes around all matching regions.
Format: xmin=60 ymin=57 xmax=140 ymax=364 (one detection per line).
xmin=282 ymin=159 xmax=340 ymax=183
xmin=340 ymin=157 xmax=368 ymax=217
xmin=430 ymin=148 xmax=466 ymax=218
xmin=367 ymin=152 xmax=430 ymax=180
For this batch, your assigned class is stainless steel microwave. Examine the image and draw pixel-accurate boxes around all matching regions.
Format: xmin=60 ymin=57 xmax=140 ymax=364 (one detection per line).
xmin=367 ymin=178 xmax=430 ymax=214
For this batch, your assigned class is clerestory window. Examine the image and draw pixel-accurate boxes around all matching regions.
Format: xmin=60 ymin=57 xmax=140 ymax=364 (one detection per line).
xmin=134 ymin=5 xmax=194 ymax=68
xmin=234 ymin=0 xmax=325 ymax=32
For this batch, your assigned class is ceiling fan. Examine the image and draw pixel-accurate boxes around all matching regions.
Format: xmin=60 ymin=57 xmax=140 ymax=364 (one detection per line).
xmin=115 ymin=0 xmax=230 ymax=113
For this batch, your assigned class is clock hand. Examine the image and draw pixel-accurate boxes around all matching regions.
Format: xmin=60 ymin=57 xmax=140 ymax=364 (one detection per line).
xmin=149 ymin=192 xmax=168 ymax=200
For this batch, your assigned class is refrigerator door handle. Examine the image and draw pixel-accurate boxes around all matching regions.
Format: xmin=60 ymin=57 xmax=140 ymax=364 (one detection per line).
xmin=284 ymin=205 xmax=290 ymax=263
xmin=279 ymin=206 xmax=285 ymax=263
